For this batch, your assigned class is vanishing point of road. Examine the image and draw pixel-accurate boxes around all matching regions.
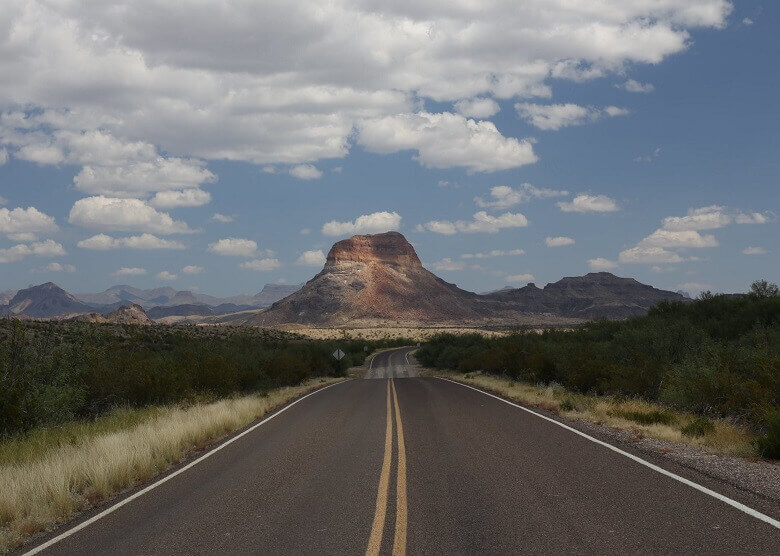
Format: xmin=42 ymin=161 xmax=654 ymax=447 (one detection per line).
xmin=25 ymin=347 xmax=779 ymax=555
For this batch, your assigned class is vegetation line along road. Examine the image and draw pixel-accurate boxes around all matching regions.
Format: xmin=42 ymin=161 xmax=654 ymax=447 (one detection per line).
xmin=366 ymin=379 xmax=408 ymax=556
xmin=417 ymin=286 xmax=779 ymax=459
xmin=19 ymin=379 xmax=347 ymax=556
xmin=0 ymin=378 xmax=346 ymax=554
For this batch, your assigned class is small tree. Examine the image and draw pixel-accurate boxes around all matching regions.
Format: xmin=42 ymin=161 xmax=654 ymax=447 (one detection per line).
xmin=749 ymin=280 xmax=779 ymax=299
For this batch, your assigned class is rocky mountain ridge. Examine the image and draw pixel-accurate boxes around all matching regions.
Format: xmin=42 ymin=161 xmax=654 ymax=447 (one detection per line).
xmin=485 ymin=272 xmax=687 ymax=319
xmin=2 ymin=233 xmax=689 ymax=324
xmin=76 ymin=283 xmax=301 ymax=310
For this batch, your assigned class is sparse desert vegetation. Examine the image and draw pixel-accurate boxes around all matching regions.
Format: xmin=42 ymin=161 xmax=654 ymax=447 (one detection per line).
xmin=418 ymin=282 xmax=779 ymax=459
xmin=438 ymin=371 xmax=756 ymax=457
xmin=0 ymin=320 xmax=405 ymax=438
xmin=0 ymin=319 xmax=409 ymax=551
xmin=0 ymin=379 xmax=343 ymax=552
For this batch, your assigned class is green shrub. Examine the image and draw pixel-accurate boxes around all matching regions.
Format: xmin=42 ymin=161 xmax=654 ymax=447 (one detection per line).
xmin=0 ymin=319 xmax=409 ymax=438
xmin=754 ymin=409 xmax=780 ymax=459
xmin=417 ymin=289 xmax=779 ymax=435
xmin=559 ymin=399 xmax=576 ymax=412
xmin=681 ymin=417 xmax=716 ymax=437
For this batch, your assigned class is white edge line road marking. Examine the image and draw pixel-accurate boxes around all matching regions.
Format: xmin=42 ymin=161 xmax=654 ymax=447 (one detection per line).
xmin=24 ymin=380 xmax=349 ymax=555
xmin=437 ymin=377 xmax=780 ymax=530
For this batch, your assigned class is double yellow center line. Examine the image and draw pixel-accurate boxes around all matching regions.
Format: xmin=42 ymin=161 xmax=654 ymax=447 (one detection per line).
xmin=366 ymin=379 xmax=408 ymax=556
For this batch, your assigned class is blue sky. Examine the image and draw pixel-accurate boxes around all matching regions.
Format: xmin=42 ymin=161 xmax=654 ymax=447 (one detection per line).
xmin=0 ymin=1 xmax=776 ymax=297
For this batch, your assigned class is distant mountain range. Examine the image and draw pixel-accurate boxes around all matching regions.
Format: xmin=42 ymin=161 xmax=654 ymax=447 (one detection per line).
xmin=0 ymin=282 xmax=301 ymax=319
xmin=2 ymin=233 xmax=690 ymax=324
xmin=484 ymin=273 xmax=686 ymax=319
xmin=215 ymin=231 xmax=688 ymax=326
xmin=75 ymin=283 xmax=301 ymax=311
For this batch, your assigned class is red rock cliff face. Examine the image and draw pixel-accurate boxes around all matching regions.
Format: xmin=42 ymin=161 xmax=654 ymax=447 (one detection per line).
xmin=240 ymin=231 xmax=492 ymax=325
xmin=326 ymin=231 xmax=422 ymax=268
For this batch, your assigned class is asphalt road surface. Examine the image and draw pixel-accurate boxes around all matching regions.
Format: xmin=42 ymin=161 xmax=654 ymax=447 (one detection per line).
xmin=365 ymin=347 xmax=419 ymax=379
xmin=27 ymin=347 xmax=779 ymax=555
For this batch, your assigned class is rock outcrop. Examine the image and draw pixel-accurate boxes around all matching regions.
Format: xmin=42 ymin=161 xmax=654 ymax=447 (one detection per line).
xmin=486 ymin=272 xmax=688 ymax=319
xmin=236 ymin=232 xmax=493 ymax=325
xmin=106 ymin=304 xmax=153 ymax=325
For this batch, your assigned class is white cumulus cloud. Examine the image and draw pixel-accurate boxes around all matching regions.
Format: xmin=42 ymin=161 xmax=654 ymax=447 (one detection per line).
xmin=461 ymin=249 xmax=524 ymax=259
xmin=0 ymin=206 xmax=58 ymax=237
xmin=545 ymin=236 xmax=575 ymax=247
xmin=587 ymin=258 xmax=618 ymax=271
xmin=182 ymin=265 xmax=204 ymax=274
xmin=618 ymin=79 xmax=655 ymax=93
xmin=150 ymin=189 xmax=212 ymax=208
xmin=0 ymin=240 xmax=66 ymax=263
xmin=322 ymin=211 xmax=401 ymax=236
xmin=735 ymin=212 xmax=768 ymax=225
xmin=742 ymin=246 xmax=766 ymax=255
xmin=454 ymin=98 xmax=500 ymax=118
xmin=619 ymin=246 xmax=684 ymax=264
xmin=515 ymin=103 xmax=628 ymax=130
xmin=558 ymin=194 xmax=619 ymax=213
xmin=475 ymin=184 xmax=568 ymax=210
xmin=68 ymin=197 xmax=194 ymax=234
xmin=77 ymin=233 xmax=185 ymax=250
xmin=112 ymin=266 xmax=147 ymax=277
xmin=289 ymin=164 xmax=323 ymax=180
xmin=297 ymin=250 xmax=326 ymax=267
xmin=73 ymin=159 xmax=215 ymax=198
xmin=156 ymin=271 xmax=177 ymax=281
xmin=661 ymin=205 xmax=731 ymax=231
xmin=41 ymin=262 xmax=76 ymax=272
xmin=240 ymin=258 xmax=281 ymax=271
xmin=638 ymin=229 xmax=718 ymax=249
xmin=207 ymin=238 xmax=258 ymax=257
xmin=358 ymin=112 xmax=537 ymax=173
xmin=422 ymin=211 xmax=528 ymax=235
xmin=210 ymin=213 xmax=234 ymax=223
xmin=0 ymin=0 xmax=730 ymax=177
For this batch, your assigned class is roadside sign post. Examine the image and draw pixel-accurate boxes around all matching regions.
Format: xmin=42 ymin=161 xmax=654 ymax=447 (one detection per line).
xmin=332 ymin=348 xmax=345 ymax=375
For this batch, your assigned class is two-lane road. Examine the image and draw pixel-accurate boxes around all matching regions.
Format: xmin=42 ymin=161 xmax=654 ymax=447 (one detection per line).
xmin=27 ymin=347 xmax=779 ymax=555
xmin=365 ymin=347 xmax=418 ymax=379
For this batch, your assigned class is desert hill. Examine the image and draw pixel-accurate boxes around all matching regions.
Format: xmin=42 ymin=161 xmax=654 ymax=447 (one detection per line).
xmin=227 ymin=232 xmax=498 ymax=326
xmin=487 ymin=272 xmax=687 ymax=319
xmin=73 ymin=303 xmax=153 ymax=325
xmin=0 ymin=282 xmax=93 ymax=318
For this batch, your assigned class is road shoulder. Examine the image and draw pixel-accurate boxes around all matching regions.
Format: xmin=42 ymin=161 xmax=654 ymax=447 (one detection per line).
xmin=436 ymin=373 xmax=780 ymax=521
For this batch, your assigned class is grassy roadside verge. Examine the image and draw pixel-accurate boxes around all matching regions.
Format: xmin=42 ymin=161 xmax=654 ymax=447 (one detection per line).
xmin=436 ymin=370 xmax=758 ymax=459
xmin=0 ymin=377 xmax=344 ymax=553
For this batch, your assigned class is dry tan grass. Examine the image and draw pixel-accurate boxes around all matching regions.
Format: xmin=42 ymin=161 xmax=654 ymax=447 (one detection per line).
xmin=282 ymin=326 xmax=510 ymax=341
xmin=442 ymin=371 xmax=756 ymax=458
xmin=0 ymin=377 xmax=343 ymax=553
